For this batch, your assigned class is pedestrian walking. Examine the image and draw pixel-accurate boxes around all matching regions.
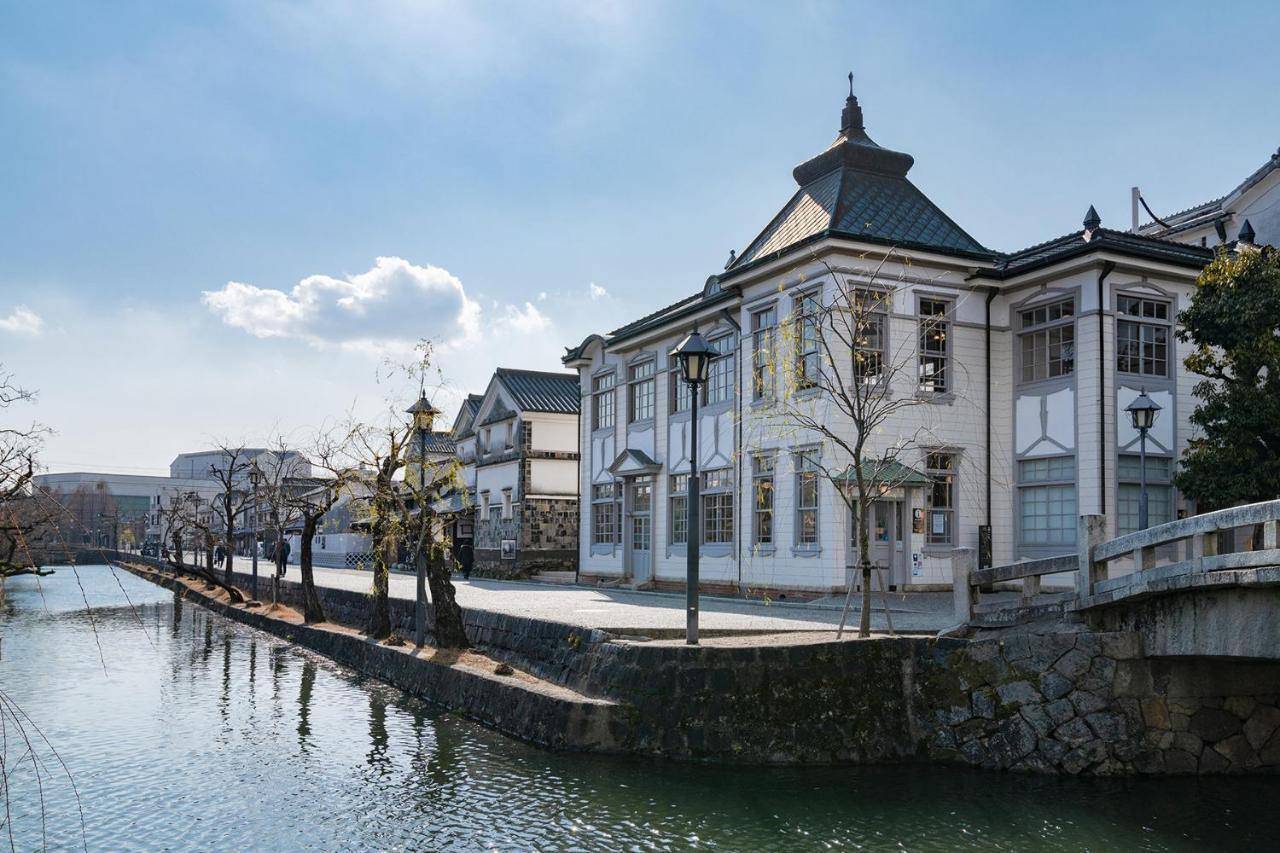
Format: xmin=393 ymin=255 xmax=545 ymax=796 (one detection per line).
xmin=275 ymin=537 xmax=291 ymax=577
xmin=458 ymin=540 xmax=474 ymax=580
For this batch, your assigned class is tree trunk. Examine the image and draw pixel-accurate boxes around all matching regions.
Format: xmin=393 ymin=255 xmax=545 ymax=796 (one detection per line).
xmin=299 ymin=515 xmax=326 ymax=623
xmin=224 ymin=517 xmax=235 ymax=587
xmin=427 ymin=554 xmax=468 ymax=649
xmin=367 ymin=529 xmax=392 ymax=639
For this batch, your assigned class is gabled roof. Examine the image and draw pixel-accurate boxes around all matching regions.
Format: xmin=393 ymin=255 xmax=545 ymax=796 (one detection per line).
xmin=494 ymin=368 xmax=579 ymax=415
xmin=728 ymin=88 xmax=990 ymax=271
xmin=477 ymin=401 xmax=517 ymax=427
xmin=452 ymin=394 xmax=485 ymax=439
xmin=981 ymin=223 xmax=1214 ymax=279
xmin=1140 ymin=146 xmax=1280 ymax=237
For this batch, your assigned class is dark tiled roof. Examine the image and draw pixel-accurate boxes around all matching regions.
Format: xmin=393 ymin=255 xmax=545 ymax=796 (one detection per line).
xmin=420 ymin=432 xmax=455 ymax=454
xmin=731 ymin=94 xmax=988 ymax=268
xmin=982 ymin=227 xmax=1213 ymax=279
xmin=494 ymin=368 xmax=580 ymax=414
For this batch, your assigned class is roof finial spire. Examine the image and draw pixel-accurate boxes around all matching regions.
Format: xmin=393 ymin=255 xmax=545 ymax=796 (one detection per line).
xmin=1238 ymin=218 xmax=1256 ymax=246
xmin=1083 ymin=204 xmax=1101 ymax=232
xmin=840 ymin=72 xmax=864 ymax=136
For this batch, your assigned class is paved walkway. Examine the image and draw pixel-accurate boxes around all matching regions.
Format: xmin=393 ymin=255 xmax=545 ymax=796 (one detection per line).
xmin=228 ymin=556 xmax=955 ymax=634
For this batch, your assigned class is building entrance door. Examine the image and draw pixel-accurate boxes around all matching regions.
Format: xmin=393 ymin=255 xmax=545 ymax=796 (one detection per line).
xmin=849 ymin=499 xmax=905 ymax=591
xmin=626 ymin=476 xmax=652 ymax=584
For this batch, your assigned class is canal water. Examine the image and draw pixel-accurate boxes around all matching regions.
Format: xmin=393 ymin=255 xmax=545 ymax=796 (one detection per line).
xmin=2 ymin=566 xmax=1276 ymax=852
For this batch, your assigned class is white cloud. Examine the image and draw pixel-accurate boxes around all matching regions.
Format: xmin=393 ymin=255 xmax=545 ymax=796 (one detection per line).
xmin=202 ymin=256 xmax=480 ymax=350
xmin=0 ymin=305 xmax=43 ymax=336
xmin=494 ymin=301 xmax=552 ymax=335
xmin=589 ymin=282 xmax=608 ymax=300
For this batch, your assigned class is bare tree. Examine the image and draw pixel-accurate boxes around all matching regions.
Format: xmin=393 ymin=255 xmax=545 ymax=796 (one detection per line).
xmin=205 ymin=442 xmax=256 ymax=588
xmin=766 ymin=253 xmax=960 ymax=638
xmin=343 ymin=342 xmax=469 ymax=647
xmin=346 ymin=421 xmax=408 ymax=640
xmin=282 ymin=431 xmax=352 ymax=623
xmin=0 ymin=367 xmax=53 ymax=579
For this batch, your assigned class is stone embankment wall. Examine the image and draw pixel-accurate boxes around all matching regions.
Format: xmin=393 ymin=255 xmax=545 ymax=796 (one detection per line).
xmin=116 ymin=556 xmax=1280 ymax=774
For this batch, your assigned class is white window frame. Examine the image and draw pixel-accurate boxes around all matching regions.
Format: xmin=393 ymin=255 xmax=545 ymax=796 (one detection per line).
xmin=917 ymin=297 xmax=951 ymax=394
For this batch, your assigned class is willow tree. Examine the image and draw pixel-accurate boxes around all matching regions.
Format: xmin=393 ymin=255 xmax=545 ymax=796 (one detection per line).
xmin=765 ymin=254 xmax=952 ymax=638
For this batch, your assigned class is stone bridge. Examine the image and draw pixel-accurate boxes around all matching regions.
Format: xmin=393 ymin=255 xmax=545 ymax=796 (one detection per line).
xmin=954 ymin=501 xmax=1280 ymax=660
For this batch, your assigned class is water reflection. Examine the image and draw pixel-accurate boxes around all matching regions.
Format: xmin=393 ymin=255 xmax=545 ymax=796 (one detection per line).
xmin=297 ymin=660 xmax=316 ymax=750
xmin=2 ymin=566 xmax=1279 ymax=852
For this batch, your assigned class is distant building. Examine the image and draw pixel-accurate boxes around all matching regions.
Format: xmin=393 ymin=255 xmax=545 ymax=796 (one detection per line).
xmin=32 ymin=471 xmax=220 ymax=549
xmin=1136 ymin=146 xmax=1280 ymax=248
xmin=451 ymin=369 xmax=580 ymax=578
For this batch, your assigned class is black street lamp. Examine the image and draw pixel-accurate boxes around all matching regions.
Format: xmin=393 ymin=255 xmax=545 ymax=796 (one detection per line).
xmin=406 ymin=393 xmax=441 ymax=647
xmin=249 ymin=468 xmax=261 ymax=600
xmin=1125 ymin=388 xmax=1162 ymax=530
xmin=671 ymin=325 xmax=718 ymax=645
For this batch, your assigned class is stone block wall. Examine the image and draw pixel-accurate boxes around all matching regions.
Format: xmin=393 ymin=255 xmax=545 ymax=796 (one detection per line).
xmin=118 ymin=556 xmax=1280 ymax=774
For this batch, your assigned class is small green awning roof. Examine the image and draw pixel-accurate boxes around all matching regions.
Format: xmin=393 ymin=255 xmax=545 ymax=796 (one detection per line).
xmin=832 ymin=459 xmax=930 ymax=487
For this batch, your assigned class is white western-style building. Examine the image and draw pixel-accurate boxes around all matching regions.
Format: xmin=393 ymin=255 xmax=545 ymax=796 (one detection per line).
xmin=564 ymin=85 xmax=1223 ymax=597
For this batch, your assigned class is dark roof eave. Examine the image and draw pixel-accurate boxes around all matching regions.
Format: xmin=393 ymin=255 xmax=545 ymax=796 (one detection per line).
xmin=719 ymin=228 xmax=999 ymax=285
xmin=603 ymin=288 xmax=740 ymax=350
xmin=978 ymin=233 xmax=1213 ymax=280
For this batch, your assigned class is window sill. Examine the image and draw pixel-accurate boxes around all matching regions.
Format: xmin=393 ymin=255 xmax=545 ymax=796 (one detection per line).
xmin=748 ymin=544 xmax=776 ymax=557
xmin=591 ymin=426 xmax=616 ymax=437
xmin=627 ymin=418 xmax=655 ymax=430
xmin=914 ymin=391 xmax=956 ymax=405
xmin=790 ymin=545 xmax=822 ymax=558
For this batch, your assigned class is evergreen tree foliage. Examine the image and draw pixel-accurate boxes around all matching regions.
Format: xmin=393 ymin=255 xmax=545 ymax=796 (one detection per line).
xmin=1176 ymin=246 xmax=1280 ymax=506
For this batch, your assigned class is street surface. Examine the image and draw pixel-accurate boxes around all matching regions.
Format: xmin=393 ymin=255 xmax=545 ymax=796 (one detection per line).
xmin=228 ymin=555 xmax=955 ymax=634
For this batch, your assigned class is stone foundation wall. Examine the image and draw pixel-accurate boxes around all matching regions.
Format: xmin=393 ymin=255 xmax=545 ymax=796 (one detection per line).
xmin=115 ymin=555 xmax=1280 ymax=774
xmin=470 ymin=498 xmax=578 ymax=579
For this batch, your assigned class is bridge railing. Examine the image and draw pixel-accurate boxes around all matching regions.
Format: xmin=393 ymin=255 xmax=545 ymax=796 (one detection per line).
xmin=1078 ymin=499 xmax=1280 ymax=602
xmin=952 ymin=548 xmax=1077 ymax=625
xmin=953 ymin=499 xmax=1280 ymax=626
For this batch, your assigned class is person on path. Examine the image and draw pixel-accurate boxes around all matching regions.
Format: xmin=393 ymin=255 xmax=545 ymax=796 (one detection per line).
xmin=275 ymin=537 xmax=291 ymax=577
xmin=458 ymin=540 xmax=474 ymax=580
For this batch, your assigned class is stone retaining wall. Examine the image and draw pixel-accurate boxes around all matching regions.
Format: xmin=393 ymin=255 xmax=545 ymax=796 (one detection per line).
xmin=114 ymin=556 xmax=1280 ymax=774
xmin=121 ymin=562 xmax=627 ymax=754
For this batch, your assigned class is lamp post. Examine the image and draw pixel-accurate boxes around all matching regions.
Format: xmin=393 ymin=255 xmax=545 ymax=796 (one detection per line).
xmin=407 ymin=394 xmax=441 ymax=647
xmin=249 ymin=468 xmax=261 ymax=600
xmin=671 ymin=326 xmax=718 ymax=646
xmin=1125 ymin=388 xmax=1162 ymax=530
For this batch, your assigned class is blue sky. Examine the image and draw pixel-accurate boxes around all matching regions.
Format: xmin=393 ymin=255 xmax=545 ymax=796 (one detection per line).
xmin=2 ymin=1 xmax=1278 ymax=473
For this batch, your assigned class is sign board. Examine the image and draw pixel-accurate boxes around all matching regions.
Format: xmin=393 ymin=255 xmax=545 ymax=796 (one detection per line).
xmin=500 ymin=539 xmax=517 ymax=560
xmin=978 ymin=525 xmax=993 ymax=570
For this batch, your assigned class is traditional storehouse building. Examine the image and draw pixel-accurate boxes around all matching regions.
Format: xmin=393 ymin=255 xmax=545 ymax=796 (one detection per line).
xmin=565 ymin=83 xmax=1217 ymax=597
xmin=452 ymin=369 xmax=580 ymax=578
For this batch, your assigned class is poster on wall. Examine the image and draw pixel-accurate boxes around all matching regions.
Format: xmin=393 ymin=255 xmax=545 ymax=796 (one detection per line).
xmin=931 ymin=511 xmax=946 ymax=536
xmin=500 ymin=539 xmax=517 ymax=560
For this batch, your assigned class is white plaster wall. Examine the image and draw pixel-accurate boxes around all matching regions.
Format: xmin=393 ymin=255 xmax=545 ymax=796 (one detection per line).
xmin=476 ymin=461 xmax=519 ymax=499
xmin=531 ymin=414 xmax=579 ymax=453
xmin=529 ymin=458 xmax=577 ymax=496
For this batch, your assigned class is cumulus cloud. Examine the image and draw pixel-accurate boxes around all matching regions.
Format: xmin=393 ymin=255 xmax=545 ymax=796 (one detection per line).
xmin=589 ymin=282 xmax=608 ymax=300
xmin=202 ymin=256 xmax=480 ymax=350
xmin=494 ymin=301 xmax=552 ymax=335
xmin=0 ymin=305 xmax=43 ymax=336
